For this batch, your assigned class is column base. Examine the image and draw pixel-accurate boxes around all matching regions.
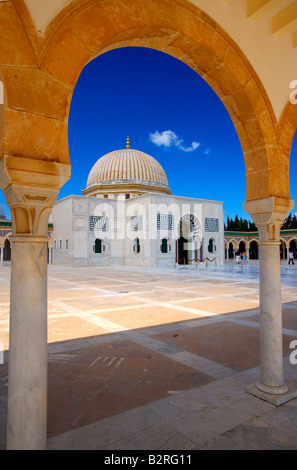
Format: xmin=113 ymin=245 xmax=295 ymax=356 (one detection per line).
xmin=246 ymin=382 xmax=297 ymax=406
xmin=257 ymin=380 xmax=288 ymax=395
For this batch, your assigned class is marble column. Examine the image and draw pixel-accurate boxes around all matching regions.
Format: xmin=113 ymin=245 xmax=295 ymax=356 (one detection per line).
xmin=0 ymin=155 xmax=70 ymax=450
xmin=257 ymin=233 xmax=287 ymax=393
xmin=8 ymin=238 xmax=48 ymax=449
xmin=244 ymin=197 xmax=294 ymax=397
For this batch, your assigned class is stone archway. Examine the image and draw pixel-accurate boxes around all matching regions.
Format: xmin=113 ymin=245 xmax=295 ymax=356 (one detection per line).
xmin=0 ymin=0 xmax=296 ymax=450
xmin=0 ymin=0 xmax=289 ymax=203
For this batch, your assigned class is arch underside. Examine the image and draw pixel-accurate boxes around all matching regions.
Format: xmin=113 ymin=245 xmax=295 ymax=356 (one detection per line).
xmin=0 ymin=0 xmax=295 ymax=203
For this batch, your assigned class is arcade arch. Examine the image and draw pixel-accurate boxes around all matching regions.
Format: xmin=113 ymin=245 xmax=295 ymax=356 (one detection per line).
xmin=289 ymin=238 xmax=297 ymax=258
xmin=239 ymin=240 xmax=246 ymax=252
xmin=249 ymin=240 xmax=259 ymax=260
xmin=227 ymin=238 xmax=238 ymax=259
xmin=0 ymin=0 xmax=296 ymax=450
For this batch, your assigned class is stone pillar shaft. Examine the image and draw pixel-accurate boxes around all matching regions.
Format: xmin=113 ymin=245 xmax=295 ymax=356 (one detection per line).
xmin=0 ymin=155 xmax=70 ymax=450
xmin=258 ymin=240 xmax=286 ymax=392
xmin=7 ymin=240 xmax=48 ymax=450
xmin=244 ymin=197 xmax=294 ymax=396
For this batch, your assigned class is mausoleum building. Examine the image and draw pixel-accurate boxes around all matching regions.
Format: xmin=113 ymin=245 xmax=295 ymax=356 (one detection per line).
xmin=52 ymin=139 xmax=224 ymax=268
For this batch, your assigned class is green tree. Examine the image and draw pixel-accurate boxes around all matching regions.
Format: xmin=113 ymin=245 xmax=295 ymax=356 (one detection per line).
xmin=248 ymin=220 xmax=257 ymax=231
xmin=281 ymin=213 xmax=297 ymax=229
xmin=292 ymin=215 xmax=297 ymax=229
xmin=225 ymin=215 xmax=258 ymax=232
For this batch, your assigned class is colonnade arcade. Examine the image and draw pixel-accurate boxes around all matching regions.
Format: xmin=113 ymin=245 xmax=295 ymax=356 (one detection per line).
xmin=225 ymin=230 xmax=297 ymax=260
xmin=0 ymin=0 xmax=297 ymax=450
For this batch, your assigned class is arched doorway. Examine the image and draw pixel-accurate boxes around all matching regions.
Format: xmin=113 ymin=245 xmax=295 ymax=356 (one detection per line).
xmin=94 ymin=238 xmax=104 ymax=254
xmin=177 ymin=218 xmax=190 ymax=265
xmin=228 ymin=242 xmax=234 ymax=259
xmin=3 ymin=238 xmax=11 ymax=262
xmin=161 ymin=237 xmax=169 ymax=254
xmin=239 ymin=241 xmax=246 ymax=253
xmin=249 ymin=240 xmax=259 ymax=260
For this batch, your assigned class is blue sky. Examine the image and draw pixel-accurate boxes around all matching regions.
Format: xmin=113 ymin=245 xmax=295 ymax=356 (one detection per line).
xmin=67 ymin=47 xmax=248 ymax=222
xmin=1 ymin=46 xmax=296 ymax=223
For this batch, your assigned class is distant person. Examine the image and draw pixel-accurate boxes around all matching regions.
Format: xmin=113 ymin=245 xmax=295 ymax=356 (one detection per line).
xmin=288 ymin=250 xmax=295 ymax=265
xmin=242 ymin=251 xmax=247 ymax=263
xmin=235 ymin=249 xmax=241 ymax=264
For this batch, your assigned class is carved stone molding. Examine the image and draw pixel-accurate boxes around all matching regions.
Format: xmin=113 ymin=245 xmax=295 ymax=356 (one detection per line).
xmin=4 ymin=184 xmax=59 ymax=238
xmin=243 ymin=197 xmax=294 ymax=243
xmin=0 ymin=155 xmax=70 ymax=238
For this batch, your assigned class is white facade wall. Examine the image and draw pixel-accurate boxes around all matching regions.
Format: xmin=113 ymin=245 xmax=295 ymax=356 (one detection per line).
xmin=51 ymin=197 xmax=73 ymax=266
xmin=51 ymin=192 xmax=224 ymax=267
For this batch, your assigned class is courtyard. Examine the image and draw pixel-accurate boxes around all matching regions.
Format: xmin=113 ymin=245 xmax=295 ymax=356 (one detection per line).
xmin=1 ymin=260 xmax=297 ymax=450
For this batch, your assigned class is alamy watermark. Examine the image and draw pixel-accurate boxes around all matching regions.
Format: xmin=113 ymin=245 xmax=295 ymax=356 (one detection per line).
xmin=91 ymin=201 xmax=204 ymax=245
xmin=290 ymin=80 xmax=297 ymax=104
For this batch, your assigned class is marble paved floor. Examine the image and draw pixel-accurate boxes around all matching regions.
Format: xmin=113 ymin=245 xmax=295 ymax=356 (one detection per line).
xmin=1 ymin=260 xmax=297 ymax=450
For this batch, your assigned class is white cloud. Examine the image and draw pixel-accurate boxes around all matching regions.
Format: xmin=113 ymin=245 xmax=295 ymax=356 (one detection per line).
xmin=149 ymin=130 xmax=181 ymax=148
xmin=179 ymin=142 xmax=200 ymax=152
xmin=149 ymin=130 xmax=200 ymax=153
xmin=204 ymin=147 xmax=211 ymax=155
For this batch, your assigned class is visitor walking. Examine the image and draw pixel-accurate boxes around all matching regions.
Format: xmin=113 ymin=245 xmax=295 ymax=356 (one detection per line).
xmin=235 ymin=249 xmax=241 ymax=264
xmin=288 ymin=249 xmax=295 ymax=265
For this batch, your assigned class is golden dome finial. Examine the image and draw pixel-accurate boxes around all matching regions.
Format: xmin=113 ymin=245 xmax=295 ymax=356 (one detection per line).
xmin=126 ymin=136 xmax=130 ymax=149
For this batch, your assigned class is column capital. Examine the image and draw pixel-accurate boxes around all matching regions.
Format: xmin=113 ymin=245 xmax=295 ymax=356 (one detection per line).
xmin=243 ymin=197 xmax=294 ymax=243
xmin=0 ymin=155 xmax=70 ymax=238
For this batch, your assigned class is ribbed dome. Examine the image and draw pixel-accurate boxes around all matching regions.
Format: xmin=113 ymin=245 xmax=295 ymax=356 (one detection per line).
xmin=86 ymin=148 xmax=170 ymax=193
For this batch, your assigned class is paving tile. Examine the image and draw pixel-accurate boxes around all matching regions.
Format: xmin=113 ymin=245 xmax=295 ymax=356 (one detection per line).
xmin=2 ymin=262 xmax=297 ymax=450
xmin=92 ymin=306 xmax=199 ymax=329
xmin=48 ymin=315 xmax=110 ymax=343
xmin=177 ymin=298 xmax=259 ymax=314
xmin=46 ymin=339 xmax=214 ymax=437
xmin=152 ymin=321 xmax=297 ymax=372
